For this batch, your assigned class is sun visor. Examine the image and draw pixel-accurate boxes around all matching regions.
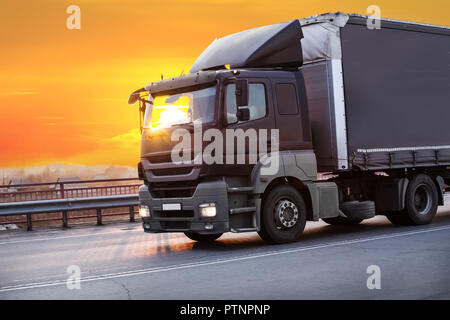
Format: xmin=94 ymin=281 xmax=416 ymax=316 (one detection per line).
xmin=190 ymin=19 xmax=303 ymax=73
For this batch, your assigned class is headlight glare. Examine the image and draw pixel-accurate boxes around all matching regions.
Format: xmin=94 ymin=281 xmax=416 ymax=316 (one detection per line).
xmin=139 ymin=205 xmax=150 ymax=217
xmin=199 ymin=203 xmax=216 ymax=217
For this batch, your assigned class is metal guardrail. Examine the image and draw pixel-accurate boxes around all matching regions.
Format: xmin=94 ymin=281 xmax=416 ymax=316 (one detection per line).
xmin=0 ymin=178 xmax=142 ymax=231
xmin=0 ymin=178 xmax=141 ymax=203
xmin=0 ymin=195 xmax=139 ymax=231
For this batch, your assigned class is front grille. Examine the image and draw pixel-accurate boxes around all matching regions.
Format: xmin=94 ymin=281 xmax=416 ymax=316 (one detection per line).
xmin=149 ymin=181 xmax=198 ymax=198
xmin=138 ymin=162 xmax=145 ymax=180
xmin=155 ymin=210 xmax=194 ymax=218
xmin=151 ymin=167 xmax=193 ymax=176
xmin=148 ymin=154 xmax=172 ymax=163
xmin=148 ymin=152 xmax=196 ymax=164
xmin=161 ymin=221 xmax=190 ymax=229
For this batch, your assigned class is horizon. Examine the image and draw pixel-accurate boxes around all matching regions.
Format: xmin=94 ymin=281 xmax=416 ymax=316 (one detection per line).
xmin=0 ymin=163 xmax=138 ymax=185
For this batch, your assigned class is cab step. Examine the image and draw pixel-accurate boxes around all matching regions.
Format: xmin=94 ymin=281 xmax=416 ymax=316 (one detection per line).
xmin=229 ymin=206 xmax=256 ymax=215
xmin=230 ymin=227 xmax=257 ymax=233
xmin=227 ymin=187 xmax=254 ymax=193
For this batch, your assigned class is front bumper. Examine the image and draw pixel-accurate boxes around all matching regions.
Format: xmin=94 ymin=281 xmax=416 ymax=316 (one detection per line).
xmin=139 ymin=180 xmax=229 ymax=234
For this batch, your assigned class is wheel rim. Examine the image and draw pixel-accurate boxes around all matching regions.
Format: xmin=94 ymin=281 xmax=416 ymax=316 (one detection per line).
xmin=274 ymin=199 xmax=299 ymax=229
xmin=413 ymin=184 xmax=432 ymax=215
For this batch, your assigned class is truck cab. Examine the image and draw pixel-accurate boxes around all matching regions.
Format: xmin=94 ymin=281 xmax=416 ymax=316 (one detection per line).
xmin=133 ymin=67 xmax=339 ymax=243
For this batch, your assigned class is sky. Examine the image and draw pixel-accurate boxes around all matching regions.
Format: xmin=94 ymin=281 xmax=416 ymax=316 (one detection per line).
xmin=1 ymin=0 xmax=449 ymax=170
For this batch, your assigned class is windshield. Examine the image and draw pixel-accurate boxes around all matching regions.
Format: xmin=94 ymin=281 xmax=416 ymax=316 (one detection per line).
xmin=143 ymin=86 xmax=216 ymax=129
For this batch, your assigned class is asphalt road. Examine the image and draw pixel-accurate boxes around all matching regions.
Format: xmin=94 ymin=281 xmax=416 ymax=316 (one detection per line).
xmin=0 ymin=198 xmax=449 ymax=300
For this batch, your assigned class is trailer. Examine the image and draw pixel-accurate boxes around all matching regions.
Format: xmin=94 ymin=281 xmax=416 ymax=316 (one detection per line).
xmin=129 ymin=12 xmax=450 ymax=243
xmin=299 ymin=13 xmax=450 ymax=172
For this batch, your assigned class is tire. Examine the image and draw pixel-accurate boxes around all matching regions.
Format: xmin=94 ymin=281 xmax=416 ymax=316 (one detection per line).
xmin=184 ymin=232 xmax=222 ymax=242
xmin=323 ymin=201 xmax=374 ymax=225
xmin=258 ymin=185 xmax=307 ymax=244
xmin=386 ymin=174 xmax=438 ymax=226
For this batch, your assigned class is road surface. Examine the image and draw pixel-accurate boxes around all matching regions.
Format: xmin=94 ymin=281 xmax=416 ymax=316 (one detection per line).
xmin=0 ymin=198 xmax=449 ymax=300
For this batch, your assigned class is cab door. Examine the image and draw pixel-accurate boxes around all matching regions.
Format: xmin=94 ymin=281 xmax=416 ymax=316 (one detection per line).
xmin=271 ymin=78 xmax=311 ymax=151
xmin=223 ymin=78 xmax=276 ymax=170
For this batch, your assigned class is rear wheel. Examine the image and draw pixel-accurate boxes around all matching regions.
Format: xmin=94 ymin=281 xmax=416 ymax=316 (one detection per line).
xmin=386 ymin=174 xmax=438 ymax=226
xmin=258 ymin=185 xmax=307 ymax=244
xmin=184 ymin=232 xmax=222 ymax=242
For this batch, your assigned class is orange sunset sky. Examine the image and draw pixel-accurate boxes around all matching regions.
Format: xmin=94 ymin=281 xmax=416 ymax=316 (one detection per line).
xmin=1 ymin=0 xmax=449 ymax=170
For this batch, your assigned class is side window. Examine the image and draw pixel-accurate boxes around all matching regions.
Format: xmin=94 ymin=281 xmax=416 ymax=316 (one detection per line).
xmin=226 ymin=83 xmax=267 ymax=124
xmin=275 ymin=83 xmax=299 ymax=115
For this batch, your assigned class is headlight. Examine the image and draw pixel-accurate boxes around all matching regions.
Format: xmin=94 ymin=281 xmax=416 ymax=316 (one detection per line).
xmin=199 ymin=203 xmax=216 ymax=217
xmin=139 ymin=205 xmax=150 ymax=217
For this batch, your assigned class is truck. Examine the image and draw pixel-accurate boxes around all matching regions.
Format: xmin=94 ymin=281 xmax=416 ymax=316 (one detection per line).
xmin=128 ymin=12 xmax=450 ymax=243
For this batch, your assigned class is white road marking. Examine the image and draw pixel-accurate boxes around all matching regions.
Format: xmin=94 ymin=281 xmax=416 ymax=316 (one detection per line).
xmin=1 ymin=224 xmax=449 ymax=293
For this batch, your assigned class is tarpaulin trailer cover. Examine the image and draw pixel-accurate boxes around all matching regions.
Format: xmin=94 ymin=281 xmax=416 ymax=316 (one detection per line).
xmin=191 ymin=12 xmax=450 ymax=172
xmin=339 ymin=15 xmax=450 ymax=171
xmin=301 ymin=13 xmax=450 ymax=172
xmin=301 ymin=13 xmax=450 ymax=171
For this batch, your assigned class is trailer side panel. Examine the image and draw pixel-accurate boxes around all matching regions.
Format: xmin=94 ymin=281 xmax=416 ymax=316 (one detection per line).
xmin=340 ymin=20 xmax=450 ymax=170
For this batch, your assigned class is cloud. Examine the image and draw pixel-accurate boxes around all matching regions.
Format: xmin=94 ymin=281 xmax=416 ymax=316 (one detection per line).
xmin=35 ymin=116 xmax=64 ymax=120
xmin=0 ymin=89 xmax=39 ymax=95
xmin=95 ymin=98 xmax=126 ymax=102
xmin=69 ymin=121 xmax=115 ymax=126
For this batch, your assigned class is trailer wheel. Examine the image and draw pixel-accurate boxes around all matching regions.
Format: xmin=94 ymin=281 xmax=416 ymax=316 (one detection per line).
xmin=386 ymin=174 xmax=438 ymax=226
xmin=184 ymin=232 xmax=222 ymax=242
xmin=258 ymin=185 xmax=307 ymax=244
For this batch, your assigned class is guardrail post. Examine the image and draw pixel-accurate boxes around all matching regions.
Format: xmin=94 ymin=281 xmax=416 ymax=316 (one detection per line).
xmin=27 ymin=213 xmax=32 ymax=231
xmin=97 ymin=208 xmax=102 ymax=225
xmin=129 ymin=205 xmax=135 ymax=222
xmin=62 ymin=211 xmax=68 ymax=228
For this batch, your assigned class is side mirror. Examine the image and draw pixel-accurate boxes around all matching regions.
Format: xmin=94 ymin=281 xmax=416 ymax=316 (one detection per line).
xmin=128 ymin=88 xmax=145 ymax=105
xmin=237 ymin=107 xmax=250 ymax=122
xmin=235 ymin=79 xmax=249 ymax=107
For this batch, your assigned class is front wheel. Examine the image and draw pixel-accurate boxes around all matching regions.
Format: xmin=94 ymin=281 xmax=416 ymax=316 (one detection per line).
xmin=184 ymin=232 xmax=222 ymax=242
xmin=258 ymin=185 xmax=307 ymax=244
